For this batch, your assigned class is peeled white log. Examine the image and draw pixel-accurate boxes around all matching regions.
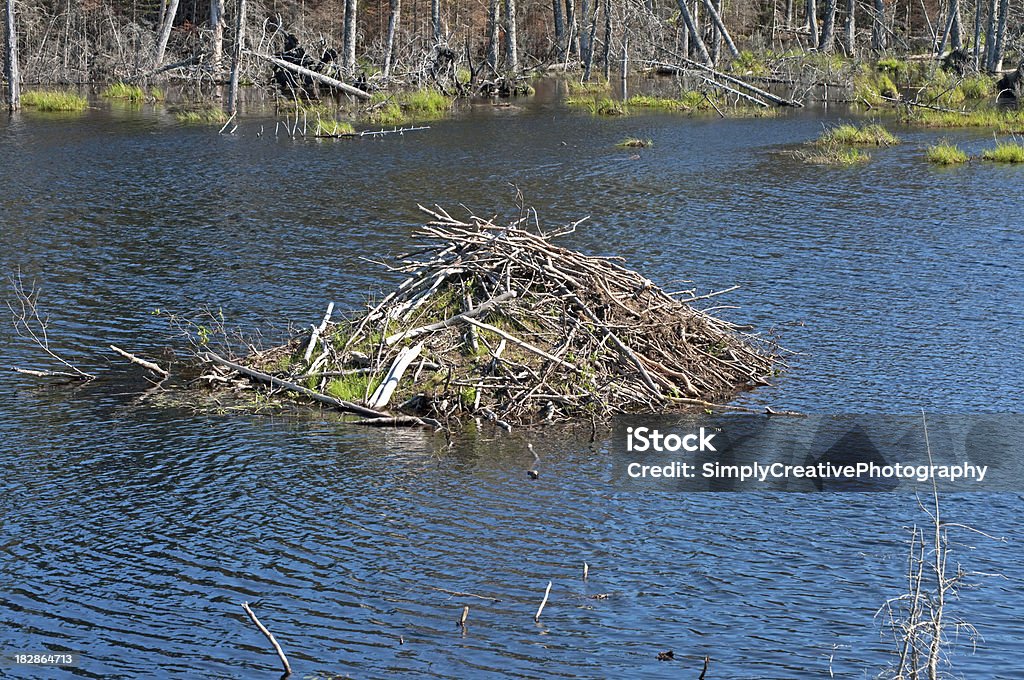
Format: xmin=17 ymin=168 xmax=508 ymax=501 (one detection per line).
xmin=368 ymin=342 xmax=424 ymax=408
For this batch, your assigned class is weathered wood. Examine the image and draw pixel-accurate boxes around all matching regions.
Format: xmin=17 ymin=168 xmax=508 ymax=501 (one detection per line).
xmin=534 ymin=581 xmax=552 ymax=623
xmin=240 ymin=602 xmax=291 ymax=676
xmin=385 ymin=290 xmax=518 ymax=345
xmin=304 ymin=302 xmax=334 ymax=362
xmin=368 ymin=342 xmax=424 ymax=408
xmin=652 ymin=55 xmax=803 ymax=106
xmin=247 ymin=51 xmax=371 ymax=99
xmin=227 ymin=0 xmax=246 ymax=114
xmin=110 ymin=345 xmax=169 ymax=378
xmin=201 ymin=351 xmax=389 ymax=418
xmin=463 ymin=317 xmax=578 ymax=371
xmin=4 ymin=0 xmax=19 ymax=111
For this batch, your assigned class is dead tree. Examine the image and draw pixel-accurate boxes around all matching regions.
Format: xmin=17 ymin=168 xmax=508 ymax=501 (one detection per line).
xmin=806 ymin=0 xmax=819 ymax=43
xmin=4 ymin=0 xmax=17 ymax=111
xmin=818 ymin=0 xmax=837 ymax=50
xmin=843 ymin=0 xmax=855 ymax=55
xmin=565 ymin=0 xmax=578 ymax=60
xmin=983 ymin=0 xmax=998 ymax=70
xmin=154 ymin=0 xmax=181 ymax=68
xmin=553 ymin=0 xmax=565 ymax=61
xmin=343 ymin=0 xmax=357 ymax=76
xmin=504 ymin=0 xmax=518 ymax=72
xmin=486 ymin=0 xmax=500 ymax=74
xmin=432 ymin=0 xmax=441 ymax=42
xmin=384 ymin=0 xmax=401 ymax=78
xmin=210 ymin=0 xmax=225 ymax=73
xmin=991 ymin=0 xmax=1009 ymax=71
xmin=871 ymin=0 xmax=886 ymax=51
xmin=675 ymin=0 xmax=711 ymax=64
xmin=700 ymin=0 xmax=740 ymax=61
xmin=227 ymin=0 xmax=246 ymax=114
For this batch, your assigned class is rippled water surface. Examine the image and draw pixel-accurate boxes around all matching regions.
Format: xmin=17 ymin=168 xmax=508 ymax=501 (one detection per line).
xmin=1 ymin=92 xmax=1022 ymax=678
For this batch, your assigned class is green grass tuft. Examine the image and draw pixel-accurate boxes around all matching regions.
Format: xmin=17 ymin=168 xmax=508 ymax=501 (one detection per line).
xmin=21 ymin=90 xmax=88 ymax=111
xmin=799 ymin=146 xmax=870 ymax=165
xmin=566 ymin=78 xmax=610 ymax=94
xmin=960 ymin=74 xmax=994 ymax=100
xmin=816 ymin=123 xmax=900 ymax=146
xmin=926 ymin=141 xmax=969 ymax=164
xmin=312 ymin=119 xmax=355 ymax=136
xmin=326 ymin=374 xmax=377 ymax=403
xmin=980 ymin=141 xmax=1024 ymax=163
xmin=616 ymin=137 xmax=653 ymax=148
xmin=149 ymin=87 xmax=166 ymax=102
xmin=172 ymin=104 xmax=228 ymax=124
xmin=102 ymin=82 xmax=145 ymax=101
xmin=401 ymin=89 xmax=453 ymax=116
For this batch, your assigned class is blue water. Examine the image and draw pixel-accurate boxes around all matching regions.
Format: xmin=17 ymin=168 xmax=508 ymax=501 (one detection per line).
xmin=1 ymin=93 xmax=1022 ymax=678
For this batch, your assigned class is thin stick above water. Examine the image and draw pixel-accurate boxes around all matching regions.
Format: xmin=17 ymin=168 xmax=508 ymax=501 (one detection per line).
xmin=240 ymin=602 xmax=292 ymax=676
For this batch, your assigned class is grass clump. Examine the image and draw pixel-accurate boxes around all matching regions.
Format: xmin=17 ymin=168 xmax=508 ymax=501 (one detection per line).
xmin=401 ymin=89 xmax=453 ymax=117
xmin=566 ymin=78 xmax=610 ymax=95
xmin=799 ymin=146 xmax=870 ymax=165
xmin=616 ymin=137 xmax=653 ymax=148
xmin=312 ymin=119 xmax=355 ymax=136
xmin=102 ymin=82 xmax=145 ymax=101
xmin=816 ymin=123 xmax=900 ymax=146
xmin=149 ymin=87 xmax=166 ymax=102
xmin=980 ymin=141 xmax=1024 ymax=163
xmin=326 ymin=374 xmax=376 ymax=402
xmin=854 ymin=67 xmax=899 ymax=105
xmin=905 ymin=108 xmax=1024 ymax=133
xmin=732 ymin=50 xmax=769 ymax=77
xmin=172 ymin=104 xmax=228 ymax=124
xmin=20 ymin=90 xmax=88 ymax=111
xmin=926 ymin=141 xmax=969 ymax=164
xmin=368 ymin=101 xmax=405 ymax=126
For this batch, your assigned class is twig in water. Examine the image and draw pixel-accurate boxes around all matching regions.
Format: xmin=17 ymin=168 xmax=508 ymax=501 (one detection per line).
xmin=240 ymin=602 xmax=292 ymax=676
xmin=534 ymin=581 xmax=552 ymax=623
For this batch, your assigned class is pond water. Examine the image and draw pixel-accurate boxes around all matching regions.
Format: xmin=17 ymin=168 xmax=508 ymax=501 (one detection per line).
xmin=1 ymin=89 xmax=1022 ymax=678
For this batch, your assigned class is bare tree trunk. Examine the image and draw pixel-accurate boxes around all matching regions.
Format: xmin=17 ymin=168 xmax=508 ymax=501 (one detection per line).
xmin=843 ymin=0 xmax=855 ymax=54
xmin=818 ymin=0 xmax=836 ymax=50
xmin=785 ymin=0 xmax=794 ymax=26
xmin=227 ymin=0 xmax=245 ymax=114
xmin=602 ymin=0 xmax=611 ymax=79
xmin=431 ymin=0 xmax=441 ymax=42
xmin=937 ymin=0 xmax=962 ymax=54
xmin=504 ymin=0 xmax=518 ymax=71
xmin=553 ymin=0 xmax=565 ymax=60
xmin=983 ymin=0 xmax=997 ymax=70
xmin=565 ymin=0 xmax=578 ymax=60
xmin=486 ymin=0 xmax=500 ymax=73
xmin=4 ymin=0 xmax=17 ymax=111
xmin=154 ymin=0 xmax=181 ymax=67
xmin=582 ymin=0 xmax=599 ymax=79
xmin=676 ymin=0 xmax=711 ymax=63
xmin=701 ymin=0 xmax=740 ymax=60
xmin=991 ymin=0 xmax=1008 ymax=71
xmin=581 ymin=0 xmax=598 ymax=72
xmin=343 ymin=0 xmax=357 ymax=76
xmin=972 ymin=0 xmax=983 ymax=66
xmin=384 ymin=0 xmax=400 ymax=78
xmin=871 ymin=0 xmax=886 ymax=51
xmin=806 ymin=0 xmax=818 ymax=40
xmin=210 ymin=0 xmax=224 ymax=73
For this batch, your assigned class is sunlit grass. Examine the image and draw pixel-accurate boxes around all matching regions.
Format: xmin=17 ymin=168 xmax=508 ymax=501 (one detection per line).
xmin=980 ymin=141 xmax=1024 ymax=163
xmin=172 ymin=104 xmax=228 ymax=124
xmin=926 ymin=141 xmax=969 ymax=164
xmin=312 ymin=119 xmax=355 ymax=136
xmin=21 ymin=90 xmax=88 ymax=111
xmin=905 ymin=107 xmax=1024 ymax=134
xmin=102 ymin=82 xmax=145 ymax=101
xmin=816 ymin=123 xmax=900 ymax=146
xmin=798 ymin=146 xmax=870 ymax=165
xmin=616 ymin=137 xmax=652 ymax=148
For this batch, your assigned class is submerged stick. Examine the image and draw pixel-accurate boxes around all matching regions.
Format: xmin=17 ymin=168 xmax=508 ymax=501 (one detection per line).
xmin=201 ymin=351 xmax=388 ymax=419
xmin=534 ymin=581 xmax=553 ymax=623
xmin=240 ymin=602 xmax=292 ymax=676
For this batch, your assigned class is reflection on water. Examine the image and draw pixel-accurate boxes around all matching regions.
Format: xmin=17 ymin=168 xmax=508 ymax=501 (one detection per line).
xmin=1 ymin=97 xmax=1022 ymax=678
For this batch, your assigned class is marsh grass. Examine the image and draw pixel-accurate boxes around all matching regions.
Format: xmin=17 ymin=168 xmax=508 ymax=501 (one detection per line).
xmin=980 ymin=141 xmax=1024 ymax=163
xmin=906 ymin=108 xmax=1024 ymax=134
xmin=616 ymin=137 xmax=653 ymax=148
xmin=172 ymin=104 xmax=228 ymax=124
xmin=798 ymin=146 xmax=870 ymax=165
xmin=312 ymin=119 xmax=355 ymax=136
xmin=816 ymin=123 xmax=900 ymax=146
xmin=926 ymin=141 xmax=970 ymax=164
xmin=102 ymin=82 xmax=145 ymax=101
xmin=21 ymin=90 xmax=88 ymax=111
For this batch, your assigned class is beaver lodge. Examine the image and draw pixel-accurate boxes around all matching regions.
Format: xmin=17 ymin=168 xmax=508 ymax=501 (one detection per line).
xmin=199 ymin=206 xmax=781 ymax=429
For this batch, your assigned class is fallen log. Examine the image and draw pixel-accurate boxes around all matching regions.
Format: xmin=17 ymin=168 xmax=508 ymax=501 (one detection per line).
xmin=650 ymin=54 xmax=804 ymax=107
xmin=246 ymin=51 xmax=372 ymax=100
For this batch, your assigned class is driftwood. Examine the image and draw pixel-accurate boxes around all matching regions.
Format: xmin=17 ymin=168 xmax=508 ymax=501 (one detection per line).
xmin=534 ymin=581 xmax=553 ymax=623
xmin=247 ymin=50 xmax=371 ymax=100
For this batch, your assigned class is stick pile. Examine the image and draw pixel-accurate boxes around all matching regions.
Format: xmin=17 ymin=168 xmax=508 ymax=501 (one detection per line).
xmin=225 ymin=206 xmax=780 ymax=427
